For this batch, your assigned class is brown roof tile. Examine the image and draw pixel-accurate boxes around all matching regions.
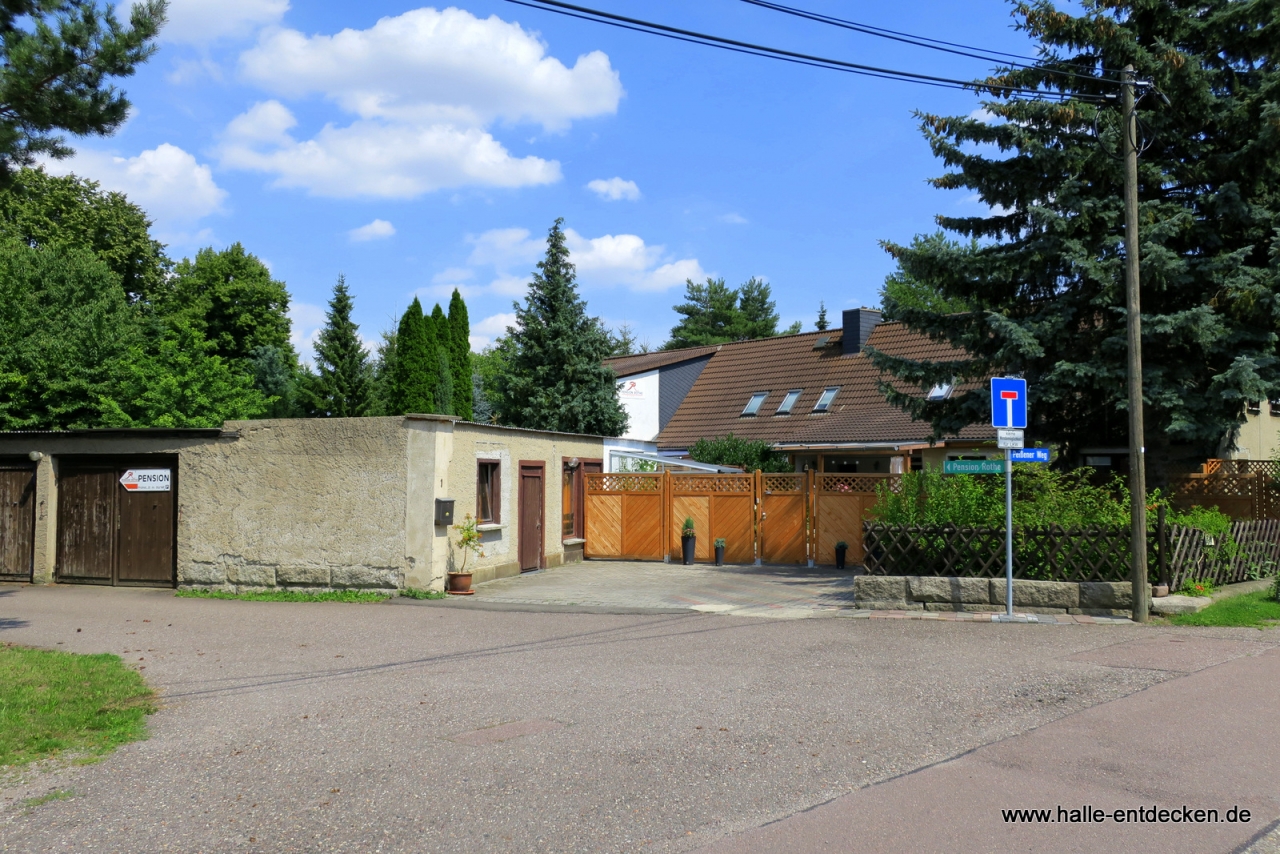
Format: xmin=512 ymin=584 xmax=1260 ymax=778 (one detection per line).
xmin=605 ymin=345 xmax=720 ymax=376
xmin=655 ymin=324 xmax=994 ymax=449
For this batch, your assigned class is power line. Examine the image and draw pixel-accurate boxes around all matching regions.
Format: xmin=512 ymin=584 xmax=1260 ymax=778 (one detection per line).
xmin=739 ymin=0 xmax=1115 ymax=85
xmin=503 ymin=0 xmax=1108 ymax=102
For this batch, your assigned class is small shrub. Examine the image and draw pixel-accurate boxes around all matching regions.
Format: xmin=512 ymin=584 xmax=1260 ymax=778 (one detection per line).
xmin=682 ymin=516 xmax=696 ymax=535
xmin=1272 ymin=572 xmax=1280 ymax=602
xmin=1179 ymin=578 xmax=1216 ymax=598
xmin=714 ymin=538 xmax=726 ymax=549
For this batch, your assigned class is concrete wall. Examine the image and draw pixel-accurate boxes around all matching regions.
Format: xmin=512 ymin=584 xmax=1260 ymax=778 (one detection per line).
xmin=408 ymin=416 xmax=604 ymax=588
xmin=853 ymin=575 xmax=1147 ymax=617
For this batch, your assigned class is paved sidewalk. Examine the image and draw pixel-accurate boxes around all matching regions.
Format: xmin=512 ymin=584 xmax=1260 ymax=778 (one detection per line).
xmin=459 ymin=561 xmax=1132 ymax=623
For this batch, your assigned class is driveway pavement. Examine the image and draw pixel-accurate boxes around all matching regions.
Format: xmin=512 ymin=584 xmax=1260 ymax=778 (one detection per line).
xmin=1 ymin=581 xmax=1277 ymax=853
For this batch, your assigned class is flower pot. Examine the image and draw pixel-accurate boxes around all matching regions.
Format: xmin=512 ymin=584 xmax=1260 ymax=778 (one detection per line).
xmin=834 ymin=545 xmax=848 ymax=570
xmin=446 ymin=571 xmax=474 ymax=595
xmin=714 ymin=545 xmax=725 ymax=566
xmin=681 ymin=534 xmax=696 ymax=565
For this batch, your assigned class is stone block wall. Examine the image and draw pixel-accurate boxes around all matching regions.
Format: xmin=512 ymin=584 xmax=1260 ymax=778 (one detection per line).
xmin=854 ymin=575 xmax=1147 ymax=617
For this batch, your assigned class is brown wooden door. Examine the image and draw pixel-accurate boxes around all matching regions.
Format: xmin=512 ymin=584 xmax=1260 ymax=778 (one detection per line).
xmin=117 ymin=484 xmax=175 ymax=585
xmin=0 ymin=463 xmax=36 ymax=581
xmin=518 ymin=463 xmax=544 ymax=571
xmin=57 ymin=467 xmax=117 ymax=582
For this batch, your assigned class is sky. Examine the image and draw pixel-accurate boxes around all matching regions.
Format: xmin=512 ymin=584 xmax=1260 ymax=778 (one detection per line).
xmin=51 ymin=0 xmax=1045 ymax=359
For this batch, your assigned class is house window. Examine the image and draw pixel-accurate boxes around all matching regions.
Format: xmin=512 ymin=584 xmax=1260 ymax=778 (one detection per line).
xmin=776 ymin=389 xmax=802 ymax=415
xmin=813 ymin=387 xmax=839 ymax=413
xmin=477 ymin=460 xmax=500 ymax=524
xmin=1248 ymin=400 xmax=1262 ymax=415
xmin=1271 ymin=400 xmax=1280 ymax=416
xmin=741 ymin=392 xmax=768 ymax=416
xmin=927 ymin=382 xmax=954 ymax=401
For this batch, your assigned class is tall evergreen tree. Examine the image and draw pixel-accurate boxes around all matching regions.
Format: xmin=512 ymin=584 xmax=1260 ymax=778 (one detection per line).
xmin=306 ymin=275 xmax=371 ymax=417
xmin=389 ymin=298 xmax=434 ymax=415
xmin=496 ymin=218 xmax=628 ymax=436
xmin=868 ymin=0 xmax=1280 ymax=464
xmin=428 ymin=302 xmax=453 ymax=415
xmin=663 ymin=276 xmax=785 ymax=349
xmin=815 ymin=301 xmax=830 ymax=331
xmin=736 ymin=277 xmax=780 ymax=340
xmin=447 ymin=288 xmax=473 ymax=420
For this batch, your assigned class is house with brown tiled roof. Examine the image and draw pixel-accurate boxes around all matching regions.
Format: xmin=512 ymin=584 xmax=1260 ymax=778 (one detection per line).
xmin=604 ymin=344 xmax=720 ymax=442
xmin=614 ymin=308 xmax=996 ymax=474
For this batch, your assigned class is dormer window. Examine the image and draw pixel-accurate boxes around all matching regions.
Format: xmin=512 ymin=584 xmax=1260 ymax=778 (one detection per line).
xmin=741 ymin=392 xmax=768 ymax=416
xmin=813 ymin=387 xmax=839 ymax=413
xmin=927 ymin=382 xmax=954 ymax=401
xmin=776 ymin=389 xmax=802 ymax=415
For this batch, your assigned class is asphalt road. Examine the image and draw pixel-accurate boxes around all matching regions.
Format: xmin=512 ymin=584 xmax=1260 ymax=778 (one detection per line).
xmin=2 ymin=583 xmax=1277 ymax=853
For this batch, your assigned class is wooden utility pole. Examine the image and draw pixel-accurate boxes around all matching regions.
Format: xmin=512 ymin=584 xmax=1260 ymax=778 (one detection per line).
xmin=1122 ymin=65 xmax=1150 ymax=623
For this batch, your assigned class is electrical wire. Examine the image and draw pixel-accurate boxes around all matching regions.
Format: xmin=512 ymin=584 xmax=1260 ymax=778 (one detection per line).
xmin=739 ymin=0 xmax=1117 ymax=85
xmin=503 ymin=0 xmax=1109 ymax=102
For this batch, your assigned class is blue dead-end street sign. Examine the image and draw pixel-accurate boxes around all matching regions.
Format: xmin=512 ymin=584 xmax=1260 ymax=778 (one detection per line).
xmin=990 ymin=377 xmax=1028 ymax=429
xmin=1009 ymin=448 xmax=1050 ymax=463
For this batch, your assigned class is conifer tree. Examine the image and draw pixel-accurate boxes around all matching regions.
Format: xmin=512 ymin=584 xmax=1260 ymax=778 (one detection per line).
xmin=389 ymin=298 xmax=434 ymax=414
xmin=815 ymin=302 xmax=829 ymax=332
xmin=306 ymin=275 xmax=370 ymax=417
xmin=868 ymin=0 xmax=1280 ymax=464
xmin=496 ymin=218 xmax=628 ymax=435
xmin=447 ymin=288 xmax=473 ymax=420
xmin=429 ymin=302 xmax=453 ymax=416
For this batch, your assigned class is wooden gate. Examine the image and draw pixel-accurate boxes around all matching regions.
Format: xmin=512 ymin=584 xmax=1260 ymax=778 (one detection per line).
xmin=585 ymin=473 xmax=665 ymax=560
xmin=56 ymin=459 xmax=177 ymax=587
xmin=813 ymin=474 xmax=891 ymax=565
xmin=758 ymin=472 xmax=809 ymax=564
xmin=668 ymin=474 xmax=756 ymax=563
xmin=0 ymin=459 xmax=36 ymax=581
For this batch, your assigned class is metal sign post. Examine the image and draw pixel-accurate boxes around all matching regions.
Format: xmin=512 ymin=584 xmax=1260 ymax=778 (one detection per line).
xmin=991 ymin=377 xmax=1028 ymax=619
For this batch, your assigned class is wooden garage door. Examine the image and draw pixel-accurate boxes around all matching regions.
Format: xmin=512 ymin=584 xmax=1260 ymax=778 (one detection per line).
xmin=0 ymin=462 xmax=36 ymax=581
xmin=57 ymin=461 xmax=176 ymax=587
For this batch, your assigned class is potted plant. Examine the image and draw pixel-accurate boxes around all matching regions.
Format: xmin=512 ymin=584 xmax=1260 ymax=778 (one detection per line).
xmin=447 ymin=513 xmax=485 ymax=594
xmin=834 ymin=540 xmax=848 ymax=570
xmin=714 ymin=538 xmax=726 ymax=566
xmin=681 ymin=516 xmax=697 ymax=565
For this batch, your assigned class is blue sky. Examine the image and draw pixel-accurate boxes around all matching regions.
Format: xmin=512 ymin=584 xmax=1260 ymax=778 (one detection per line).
xmin=54 ymin=0 xmax=1042 ymax=357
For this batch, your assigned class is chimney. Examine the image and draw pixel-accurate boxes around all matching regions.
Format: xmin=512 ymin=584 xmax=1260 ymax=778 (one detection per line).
xmin=842 ymin=307 xmax=882 ymax=355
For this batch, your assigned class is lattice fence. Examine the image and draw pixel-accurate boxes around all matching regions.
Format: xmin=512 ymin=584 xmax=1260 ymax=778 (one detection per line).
xmin=1166 ymin=519 xmax=1280 ymax=589
xmin=818 ymin=474 xmax=900 ymax=494
xmin=587 ymin=473 xmax=662 ymax=493
xmin=669 ymin=474 xmax=754 ymax=493
xmin=862 ymin=523 xmax=1137 ymax=582
xmin=761 ymin=474 xmax=804 ymax=494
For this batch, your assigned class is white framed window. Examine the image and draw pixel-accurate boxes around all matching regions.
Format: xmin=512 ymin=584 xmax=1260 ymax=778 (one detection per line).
xmin=927 ymin=382 xmax=954 ymax=401
xmin=813 ymin=387 xmax=839 ymax=413
xmin=741 ymin=392 xmax=768 ymax=416
xmin=776 ymin=389 xmax=802 ymax=415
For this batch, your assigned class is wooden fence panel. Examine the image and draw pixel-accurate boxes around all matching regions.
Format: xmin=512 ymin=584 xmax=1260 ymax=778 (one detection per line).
xmin=585 ymin=473 xmax=664 ymax=560
xmin=668 ymin=474 xmax=755 ymax=563
xmin=814 ymin=474 xmax=894 ymax=565
xmin=759 ymin=473 xmax=807 ymax=564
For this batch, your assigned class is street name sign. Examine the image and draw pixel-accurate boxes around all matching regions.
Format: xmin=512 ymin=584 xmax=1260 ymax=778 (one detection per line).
xmin=997 ymin=428 xmax=1025 ymax=449
xmin=1010 ymin=448 xmax=1051 ymax=463
xmin=990 ymin=377 xmax=1028 ymax=429
xmin=943 ymin=460 xmax=1004 ymax=475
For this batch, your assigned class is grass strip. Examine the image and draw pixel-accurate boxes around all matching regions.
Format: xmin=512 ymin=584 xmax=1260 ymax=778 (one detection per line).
xmin=175 ymin=589 xmax=393 ymax=603
xmin=0 ymin=644 xmax=155 ymax=768
xmin=1170 ymin=591 xmax=1280 ymax=629
xmin=398 ymin=588 xmax=448 ymax=600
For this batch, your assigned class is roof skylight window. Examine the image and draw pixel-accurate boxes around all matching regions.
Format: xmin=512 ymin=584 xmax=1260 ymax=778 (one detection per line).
xmin=741 ymin=392 xmax=768 ymax=416
xmin=927 ymin=382 xmax=954 ymax=401
xmin=813 ymin=387 xmax=839 ymax=413
xmin=776 ymin=389 xmax=802 ymax=415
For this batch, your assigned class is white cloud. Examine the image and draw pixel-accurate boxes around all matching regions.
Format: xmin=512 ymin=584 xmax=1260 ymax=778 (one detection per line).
xmin=969 ymin=107 xmax=999 ymax=124
xmin=488 ymin=274 xmax=528 ymax=296
xmin=222 ymin=7 xmax=621 ymax=197
xmin=432 ymin=267 xmax=474 ymax=284
xmin=587 ymin=177 xmax=640 ymax=201
xmin=288 ymin=301 xmax=327 ymax=364
xmin=43 ymin=143 xmax=227 ymax=242
xmin=146 ymin=0 xmax=289 ymax=45
xmin=466 ymin=227 xmax=544 ymax=268
xmin=719 ymin=212 xmax=748 ymax=225
xmin=220 ymin=101 xmax=561 ymax=198
xmin=349 ymin=219 xmax=396 ymax=242
xmin=469 ymin=312 xmax=517 ymax=351
xmin=563 ymin=228 xmax=705 ymax=291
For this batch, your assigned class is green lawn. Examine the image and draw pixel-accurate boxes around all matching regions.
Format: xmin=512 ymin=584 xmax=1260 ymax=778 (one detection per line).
xmin=0 ymin=644 xmax=155 ymax=768
xmin=1170 ymin=591 xmax=1280 ymax=629
xmin=175 ymin=589 xmax=393 ymax=603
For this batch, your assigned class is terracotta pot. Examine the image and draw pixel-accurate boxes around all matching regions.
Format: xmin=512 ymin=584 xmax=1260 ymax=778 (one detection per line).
xmin=446 ymin=572 xmax=474 ymax=595
xmin=681 ymin=534 xmax=696 ymax=565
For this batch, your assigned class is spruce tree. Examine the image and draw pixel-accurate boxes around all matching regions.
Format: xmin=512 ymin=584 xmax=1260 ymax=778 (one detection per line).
xmin=429 ymin=302 xmax=453 ymax=416
xmin=735 ymin=277 xmax=780 ymax=340
xmin=447 ymin=288 xmax=473 ymax=420
xmin=496 ymin=218 xmax=628 ymax=436
xmin=868 ymin=0 xmax=1280 ymax=465
xmin=815 ymin=302 xmax=829 ymax=332
xmin=389 ymin=298 xmax=434 ymax=414
xmin=307 ymin=275 xmax=371 ymax=417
